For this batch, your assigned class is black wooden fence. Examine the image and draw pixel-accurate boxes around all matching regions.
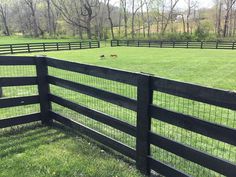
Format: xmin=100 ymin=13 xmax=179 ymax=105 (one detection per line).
xmin=0 ymin=56 xmax=236 ymax=177
xmin=111 ymin=40 xmax=236 ymax=50
xmin=0 ymin=41 xmax=100 ymax=55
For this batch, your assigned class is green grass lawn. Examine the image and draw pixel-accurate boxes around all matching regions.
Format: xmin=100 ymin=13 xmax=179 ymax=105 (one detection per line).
xmin=1 ymin=43 xmax=236 ymax=176
xmin=20 ymin=46 xmax=236 ymax=91
xmin=0 ymin=123 xmax=143 ymax=177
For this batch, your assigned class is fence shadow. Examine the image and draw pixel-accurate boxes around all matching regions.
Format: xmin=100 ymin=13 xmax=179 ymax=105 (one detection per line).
xmin=0 ymin=122 xmax=68 ymax=158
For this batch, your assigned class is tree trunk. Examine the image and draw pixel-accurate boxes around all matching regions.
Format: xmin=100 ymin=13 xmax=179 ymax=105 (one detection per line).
xmin=87 ymin=18 xmax=92 ymax=39
xmin=107 ymin=0 xmax=115 ymax=39
xmin=186 ymin=0 xmax=191 ymax=34
xmin=141 ymin=0 xmax=145 ymax=37
xmin=0 ymin=4 xmax=10 ymax=36
xmin=218 ymin=1 xmax=222 ymax=36
xmin=46 ymin=0 xmax=53 ymax=36
xmin=145 ymin=0 xmax=150 ymax=38
xmin=131 ymin=0 xmax=135 ymax=39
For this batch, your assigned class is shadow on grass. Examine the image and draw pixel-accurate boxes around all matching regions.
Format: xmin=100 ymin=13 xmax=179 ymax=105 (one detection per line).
xmin=0 ymin=121 xmax=133 ymax=163
xmin=0 ymin=121 xmax=158 ymax=177
xmin=0 ymin=122 xmax=68 ymax=159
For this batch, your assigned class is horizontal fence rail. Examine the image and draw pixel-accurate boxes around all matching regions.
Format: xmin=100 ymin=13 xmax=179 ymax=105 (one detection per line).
xmin=0 ymin=56 xmax=42 ymax=128
xmin=1 ymin=56 xmax=236 ymax=177
xmin=111 ymin=40 xmax=236 ymax=50
xmin=0 ymin=41 xmax=100 ymax=55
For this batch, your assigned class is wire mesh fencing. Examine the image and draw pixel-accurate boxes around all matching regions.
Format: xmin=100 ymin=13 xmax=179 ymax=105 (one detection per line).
xmin=48 ymin=65 xmax=138 ymax=149
xmin=1 ymin=56 xmax=235 ymax=177
xmin=150 ymin=79 xmax=236 ymax=177
xmin=0 ymin=62 xmax=40 ymax=120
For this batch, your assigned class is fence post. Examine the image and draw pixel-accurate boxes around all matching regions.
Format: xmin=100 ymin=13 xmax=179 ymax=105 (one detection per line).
xmin=201 ymin=41 xmax=203 ymax=49
xmin=173 ymin=41 xmax=175 ymax=48
xmin=98 ymin=41 xmax=100 ymax=48
xmin=10 ymin=45 xmax=13 ymax=54
xmin=89 ymin=41 xmax=92 ymax=48
xmin=35 ymin=56 xmax=52 ymax=125
xmin=127 ymin=40 xmax=129 ymax=46
xmin=56 ymin=43 xmax=59 ymax=51
xmin=232 ymin=42 xmax=235 ymax=50
xmin=0 ymin=87 xmax=2 ymax=97
xmin=43 ymin=43 xmax=46 ymax=52
xmin=27 ymin=44 xmax=31 ymax=53
xmin=216 ymin=41 xmax=219 ymax=49
xmin=136 ymin=73 xmax=152 ymax=175
xmin=68 ymin=42 xmax=71 ymax=50
xmin=149 ymin=41 xmax=151 ymax=47
xmin=160 ymin=41 xmax=163 ymax=48
xmin=187 ymin=41 xmax=189 ymax=48
xmin=80 ymin=42 xmax=82 ymax=49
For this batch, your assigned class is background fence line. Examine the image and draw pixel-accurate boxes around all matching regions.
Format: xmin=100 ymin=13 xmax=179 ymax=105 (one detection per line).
xmin=0 ymin=56 xmax=236 ymax=177
xmin=0 ymin=41 xmax=100 ymax=55
xmin=111 ymin=40 xmax=236 ymax=50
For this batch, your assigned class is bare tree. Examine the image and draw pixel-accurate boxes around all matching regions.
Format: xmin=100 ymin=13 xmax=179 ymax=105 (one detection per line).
xmin=162 ymin=0 xmax=180 ymax=34
xmin=52 ymin=0 xmax=99 ymax=39
xmin=45 ymin=0 xmax=58 ymax=36
xmin=215 ymin=0 xmax=223 ymax=36
xmin=107 ymin=0 xmax=115 ymax=39
xmin=144 ymin=0 xmax=151 ymax=37
xmin=0 ymin=3 xmax=10 ymax=36
xmin=223 ymin=0 xmax=236 ymax=37
xmin=185 ymin=0 xmax=197 ymax=34
xmin=131 ymin=0 xmax=144 ymax=39
xmin=120 ymin=0 xmax=128 ymax=38
xmin=24 ymin=0 xmax=39 ymax=37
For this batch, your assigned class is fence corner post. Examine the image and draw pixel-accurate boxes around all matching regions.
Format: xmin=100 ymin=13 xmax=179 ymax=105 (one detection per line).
xmin=35 ymin=56 xmax=52 ymax=125
xmin=136 ymin=73 xmax=152 ymax=175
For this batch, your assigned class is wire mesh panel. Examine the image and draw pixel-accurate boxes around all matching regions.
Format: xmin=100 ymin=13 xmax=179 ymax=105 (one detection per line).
xmin=0 ymin=57 xmax=40 ymax=121
xmin=48 ymin=61 xmax=138 ymax=149
xmin=150 ymin=78 xmax=236 ymax=177
xmin=1 ymin=56 xmax=235 ymax=176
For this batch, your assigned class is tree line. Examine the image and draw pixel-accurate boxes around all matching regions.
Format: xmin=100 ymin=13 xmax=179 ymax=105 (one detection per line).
xmin=1 ymin=0 xmax=236 ymax=40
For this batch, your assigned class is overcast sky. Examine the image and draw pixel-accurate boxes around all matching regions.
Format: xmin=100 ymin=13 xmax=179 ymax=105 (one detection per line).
xmin=111 ymin=0 xmax=215 ymax=9
xmin=177 ymin=0 xmax=214 ymax=9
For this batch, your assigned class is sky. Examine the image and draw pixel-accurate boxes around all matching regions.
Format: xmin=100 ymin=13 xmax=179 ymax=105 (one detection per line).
xmin=177 ymin=0 xmax=214 ymax=9
xmin=111 ymin=0 xmax=215 ymax=10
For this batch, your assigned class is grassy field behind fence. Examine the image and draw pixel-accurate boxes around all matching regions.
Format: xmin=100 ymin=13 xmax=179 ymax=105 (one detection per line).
xmin=1 ymin=44 xmax=236 ymax=176
xmin=20 ymin=46 xmax=236 ymax=90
